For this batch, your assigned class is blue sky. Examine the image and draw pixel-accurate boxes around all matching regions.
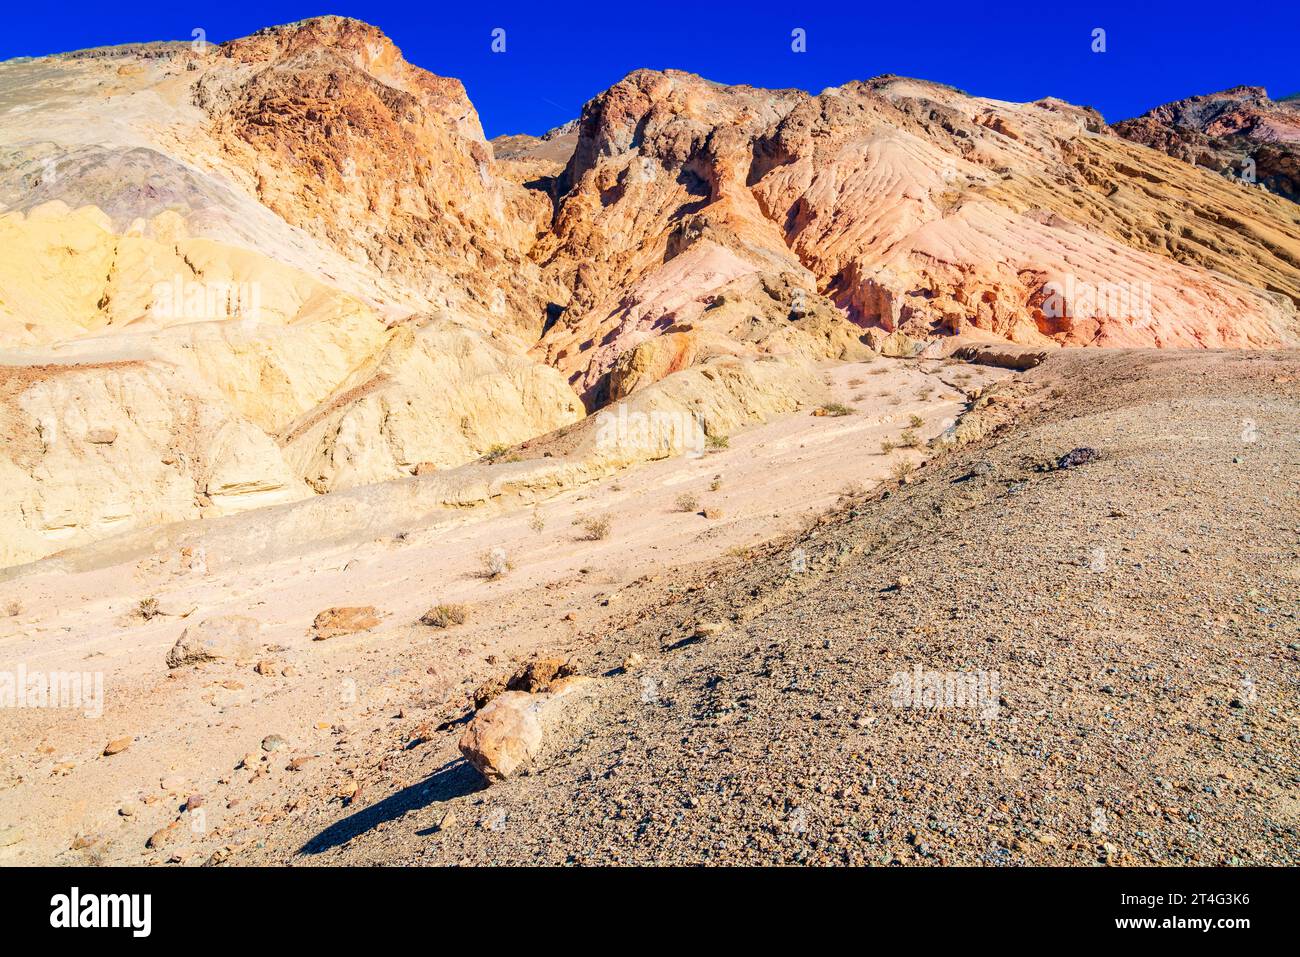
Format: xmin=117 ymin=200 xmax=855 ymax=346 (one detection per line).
xmin=4 ymin=2 xmax=1297 ymax=139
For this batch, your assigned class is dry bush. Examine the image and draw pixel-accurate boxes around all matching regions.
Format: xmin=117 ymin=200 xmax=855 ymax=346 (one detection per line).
xmin=709 ymin=475 xmax=723 ymax=492
xmin=138 ymin=597 xmax=160 ymax=621
xmin=579 ymin=514 xmax=612 ymax=541
xmin=839 ymin=481 xmax=868 ymax=499
xmin=898 ymin=429 xmax=922 ymax=448
xmin=421 ymin=604 xmax=469 ymax=628
xmin=707 ymin=433 xmax=730 ymax=451
xmin=674 ymin=493 xmax=700 ymax=513
xmin=818 ymin=402 xmax=854 ymax=417
xmin=479 ymin=547 xmax=513 ymax=579
xmin=891 ymin=458 xmax=916 ymax=482
xmin=528 ymin=509 xmax=546 ymax=533
xmin=908 ymin=414 xmax=925 ymax=429
xmin=880 ymin=438 xmax=896 ymax=454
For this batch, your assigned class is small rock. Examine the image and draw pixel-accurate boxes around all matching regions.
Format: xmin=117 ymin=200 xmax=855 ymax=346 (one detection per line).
xmin=1057 ymin=447 xmax=1100 ymax=469
xmin=103 ymin=736 xmax=133 ymax=756
xmin=261 ymin=734 xmax=288 ymax=753
xmin=694 ymin=621 xmax=725 ymax=638
xmin=254 ymin=659 xmax=278 ymax=676
xmin=183 ymin=794 xmax=204 ymax=812
xmin=165 ymin=615 xmax=262 ymax=669
xmin=312 ymin=606 xmax=381 ymax=640
xmin=622 ymin=652 xmax=645 ymax=671
xmin=86 ymin=428 xmax=117 ymax=445
xmin=146 ymin=821 xmax=180 ymax=850
xmin=433 ymin=809 xmax=457 ymax=832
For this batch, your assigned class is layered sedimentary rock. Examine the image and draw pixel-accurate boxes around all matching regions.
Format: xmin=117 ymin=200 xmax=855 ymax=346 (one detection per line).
xmin=536 ymin=69 xmax=1299 ymax=390
xmin=2 ymin=17 xmax=1300 ymax=568
xmin=1115 ymin=86 xmax=1300 ymax=203
xmin=0 ymin=18 xmax=581 ymax=565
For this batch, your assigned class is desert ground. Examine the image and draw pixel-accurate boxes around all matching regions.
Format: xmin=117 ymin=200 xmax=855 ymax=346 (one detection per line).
xmin=1 ymin=17 xmax=1298 ymax=870
xmin=2 ymin=348 xmax=1295 ymax=866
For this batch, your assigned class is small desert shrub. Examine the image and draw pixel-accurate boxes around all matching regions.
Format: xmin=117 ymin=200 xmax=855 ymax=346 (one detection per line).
xmin=887 ymin=395 xmax=902 ymax=406
xmin=706 ymin=433 xmax=730 ymax=451
xmin=819 ymin=403 xmax=854 ymax=417
xmin=674 ymin=493 xmax=700 ymax=513
xmin=421 ymin=604 xmax=468 ymax=628
xmin=709 ymin=475 xmax=723 ymax=492
xmin=839 ymin=481 xmax=867 ymax=499
xmin=908 ymin=414 xmax=924 ymax=429
xmin=528 ymin=509 xmax=546 ymax=533
xmin=880 ymin=438 xmax=896 ymax=454
xmin=891 ymin=459 xmax=916 ymax=482
xmin=5 ymin=600 xmax=21 ymax=617
xmin=848 ymin=377 xmax=864 ymax=387
xmin=483 ymin=443 xmax=511 ymax=461
xmin=867 ymin=366 xmax=889 ymax=376
xmin=579 ymin=514 xmax=612 ymax=541
xmin=898 ymin=429 xmax=922 ymax=448
xmin=479 ymin=547 xmax=513 ymax=579
xmin=703 ymin=507 xmax=723 ymax=520
xmin=138 ymin=597 xmax=160 ymax=621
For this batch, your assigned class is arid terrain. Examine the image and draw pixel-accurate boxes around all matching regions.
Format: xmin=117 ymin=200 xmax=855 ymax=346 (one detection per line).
xmin=0 ymin=17 xmax=1297 ymax=867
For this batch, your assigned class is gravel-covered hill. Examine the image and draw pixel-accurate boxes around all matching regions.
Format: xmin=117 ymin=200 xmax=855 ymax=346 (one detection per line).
xmin=245 ymin=348 xmax=1300 ymax=866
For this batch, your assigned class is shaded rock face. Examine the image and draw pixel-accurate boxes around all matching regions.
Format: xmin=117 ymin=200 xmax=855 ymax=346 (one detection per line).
xmin=1114 ymin=86 xmax=1300 ymax=203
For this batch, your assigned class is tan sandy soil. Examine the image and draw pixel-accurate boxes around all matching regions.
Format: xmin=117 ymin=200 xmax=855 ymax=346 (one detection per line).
xmin=0 ymin=356 xmax=1003 ymax=864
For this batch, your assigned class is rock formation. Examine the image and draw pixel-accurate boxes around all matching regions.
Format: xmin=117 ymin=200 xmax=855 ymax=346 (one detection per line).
xmin=1115 ymin=86 xmax=1300 ymax=202
xmin=2 ymin=16 xmax=1299 ymax=568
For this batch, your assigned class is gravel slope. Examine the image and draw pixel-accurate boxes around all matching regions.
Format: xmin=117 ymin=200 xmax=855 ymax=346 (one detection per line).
xmin=245 ymin=349 xmax=1300 ymax=866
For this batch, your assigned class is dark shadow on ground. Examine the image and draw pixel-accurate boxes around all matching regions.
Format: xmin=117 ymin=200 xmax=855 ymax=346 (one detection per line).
xmin=299 ymin=757 xmax=485 ymax=855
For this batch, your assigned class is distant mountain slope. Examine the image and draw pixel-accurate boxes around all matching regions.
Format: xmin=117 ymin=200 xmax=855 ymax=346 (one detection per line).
xmin=1114 ymin=86 xmax=1300 ymax=202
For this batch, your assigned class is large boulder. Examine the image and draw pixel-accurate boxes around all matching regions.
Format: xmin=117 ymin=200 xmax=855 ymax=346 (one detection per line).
xmin=459 ymin=677 xmax=598 ymax=782
xmin=458 ymin=691 xmax=545 ymax=782
xmin=165 ymin=615 xmax=261 ymax=668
